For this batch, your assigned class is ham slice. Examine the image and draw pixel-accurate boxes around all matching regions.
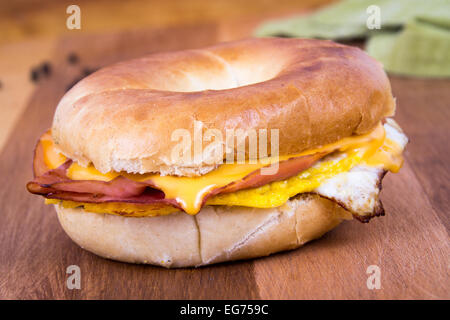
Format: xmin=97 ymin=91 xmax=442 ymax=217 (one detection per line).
xmin=27 ymin=137 xmax=327 ymax=212
xmin=27 ymin=158 xmax=180 ymax=206
xmin=216 ymin=153 xmax=325 ymax=195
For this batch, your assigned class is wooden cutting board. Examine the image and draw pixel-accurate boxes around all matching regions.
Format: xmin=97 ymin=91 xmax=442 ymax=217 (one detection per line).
xmin=0 ymin=23 xmax=449 ymax=300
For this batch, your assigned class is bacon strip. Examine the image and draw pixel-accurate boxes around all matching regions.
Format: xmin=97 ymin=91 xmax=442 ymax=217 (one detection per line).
xmin=27 ymin=136 xmax=326 ymax=211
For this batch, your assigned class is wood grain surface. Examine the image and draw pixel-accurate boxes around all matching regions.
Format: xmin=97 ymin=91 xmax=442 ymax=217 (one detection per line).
xmin=0 ymin=22 xmax=449 ymax=299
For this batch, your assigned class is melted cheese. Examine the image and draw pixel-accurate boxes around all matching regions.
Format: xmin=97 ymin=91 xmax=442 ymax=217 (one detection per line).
xmin=150 ymin=125 xmax=385 ymax=214
xmin=363 ymin=138 xmax=403 ymax=172
xmin=42 ymin=121 xmax=406 ymax=216
xmin=41 ymin=132 xmax=66 ymax=169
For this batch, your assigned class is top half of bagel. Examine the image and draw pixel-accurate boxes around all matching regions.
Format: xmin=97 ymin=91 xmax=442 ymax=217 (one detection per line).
xmin=51 ymin=37 xmax=395 ymax=176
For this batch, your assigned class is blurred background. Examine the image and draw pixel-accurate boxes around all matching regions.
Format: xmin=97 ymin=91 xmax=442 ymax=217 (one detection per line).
xmin=1 ymin=0 xmax=334 ymax=44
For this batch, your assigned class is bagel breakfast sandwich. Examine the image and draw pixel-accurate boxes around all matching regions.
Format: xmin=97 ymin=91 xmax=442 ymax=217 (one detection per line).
xmin=27 ymin=38 xmax=408 ymax=267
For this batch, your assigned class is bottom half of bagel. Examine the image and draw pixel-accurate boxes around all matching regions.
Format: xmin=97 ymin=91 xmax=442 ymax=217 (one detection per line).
xmin=55 ymin=194 xmax=353 ymax=268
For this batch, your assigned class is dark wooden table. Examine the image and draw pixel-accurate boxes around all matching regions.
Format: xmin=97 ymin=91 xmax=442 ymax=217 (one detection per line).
xmin=0 ymin=23 xmax=449 ymax=299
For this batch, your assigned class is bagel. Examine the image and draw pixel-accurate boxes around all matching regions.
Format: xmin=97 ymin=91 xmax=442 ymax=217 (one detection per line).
xmin=56 ymin=194 xmax=353 ymax=268
xmin=52 ymin=38 xmax=395 ymax=175
xmin=27 ymin=38 xmax=408 ymax=268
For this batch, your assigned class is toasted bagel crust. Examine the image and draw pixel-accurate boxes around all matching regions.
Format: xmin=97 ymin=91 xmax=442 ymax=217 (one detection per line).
xmin=52 ymin=38 xmax=395 ymax=175
xmin=55 ymin=194 xmax=352 ymax=268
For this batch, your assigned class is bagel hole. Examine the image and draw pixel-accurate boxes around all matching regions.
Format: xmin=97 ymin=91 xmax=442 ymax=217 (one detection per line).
xmin=171 ymin=63 xmax=284 ymax=93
